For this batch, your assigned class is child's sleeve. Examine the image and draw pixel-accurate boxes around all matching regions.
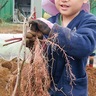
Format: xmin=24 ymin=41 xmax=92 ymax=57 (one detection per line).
xmin=50 ymin=20 xmax=96 ymax=58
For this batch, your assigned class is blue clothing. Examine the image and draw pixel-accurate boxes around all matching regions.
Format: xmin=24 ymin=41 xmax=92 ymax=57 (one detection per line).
xmin=47 ymin=11 xmax=96 ymax=96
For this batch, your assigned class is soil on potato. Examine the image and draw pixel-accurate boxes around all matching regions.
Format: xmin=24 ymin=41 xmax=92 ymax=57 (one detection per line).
xmin=0 ymin=23 xmax=96 ymax=96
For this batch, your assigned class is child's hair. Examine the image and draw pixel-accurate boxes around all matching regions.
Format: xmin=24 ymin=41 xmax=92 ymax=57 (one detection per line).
xmin=42 ymin=0 xmax=90 ymax=16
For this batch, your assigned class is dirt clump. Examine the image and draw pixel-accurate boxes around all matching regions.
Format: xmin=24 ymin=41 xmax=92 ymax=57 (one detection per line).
xmin=86 ymin=66 xmax=96 ymax=96
xmin=0 ymin=59 xmax=17 ymax=96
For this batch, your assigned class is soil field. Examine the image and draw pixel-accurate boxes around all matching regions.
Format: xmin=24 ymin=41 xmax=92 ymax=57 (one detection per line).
xmin=0 ymin=23 xmax=96 ymax=96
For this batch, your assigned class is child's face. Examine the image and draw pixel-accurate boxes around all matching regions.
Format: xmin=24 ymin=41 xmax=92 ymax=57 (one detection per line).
xmin=55 ymin=0 xmax=88 ymax=17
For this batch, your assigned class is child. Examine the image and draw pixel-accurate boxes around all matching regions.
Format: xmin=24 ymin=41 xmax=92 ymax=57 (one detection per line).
xmin=26 ymin=0 xmax=96 ymax=96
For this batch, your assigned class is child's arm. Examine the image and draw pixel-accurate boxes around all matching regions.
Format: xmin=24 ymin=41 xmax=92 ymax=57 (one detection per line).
xmin=51 ymin=21 xmax=96 ymax=58
xmin=26 ymin=17 xmax=96 ymax=58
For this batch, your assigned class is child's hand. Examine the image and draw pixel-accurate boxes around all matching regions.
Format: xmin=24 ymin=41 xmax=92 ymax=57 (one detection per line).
xmin=26 ymin=18 xmax=53 ymax=48
xmin=29 ymin=19 xmax=51 ymax=35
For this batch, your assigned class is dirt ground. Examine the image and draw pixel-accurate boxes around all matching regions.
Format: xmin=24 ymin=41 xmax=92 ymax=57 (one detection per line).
xmin=0 ymin=23 xmax=96 ymax=96
xmin=0 ymin=22 xmax=23 ymax=34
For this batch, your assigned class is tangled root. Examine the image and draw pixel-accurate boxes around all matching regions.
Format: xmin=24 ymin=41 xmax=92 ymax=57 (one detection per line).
xmin=20 ymin=38 xmax=50 ymax=96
